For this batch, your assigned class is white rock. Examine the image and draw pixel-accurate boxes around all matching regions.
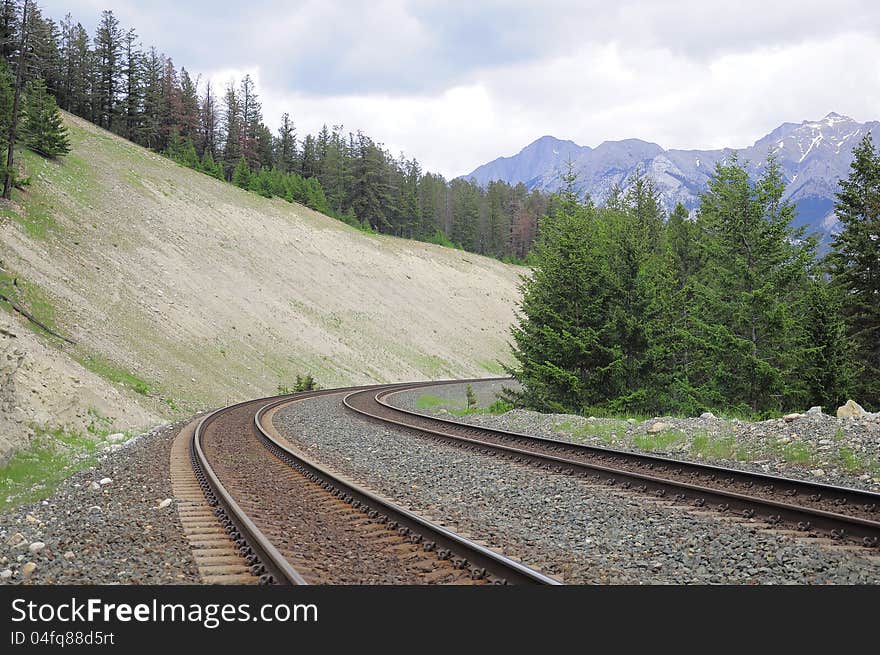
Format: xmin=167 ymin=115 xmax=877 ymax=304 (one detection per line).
xmin=806 ymin=406 xmax=823 ymax=416
xmin=647 ymin=422 xmax=671 ymax=434
xmin=700 ymin=412 xmax=716 ymax=419
xmin=157 ymin=498 xmax=173 ymax=509
xmin=837 ymin=400 xmax=866 ymax=419
xmin=106 ymin=433 xmax=126 ymax=443
xmin=0 ymin=569 xmax=12 ymax=580
xmin=63 ymin=551 xmax=75 ymax=561
xmin=28 ymin=542 xmax=45 ymax=554
xmin=88 ymin=506 xmax=102 ymax=514
xmin=21 ymin=562 xmax=36 ymax=578
xmin=811 ymin=469 xmax=826 ymax=477
xmin=89 ymin=481 xmax=100 ymax=491
xmin=99 ymin=478 xmax=112 ymax=486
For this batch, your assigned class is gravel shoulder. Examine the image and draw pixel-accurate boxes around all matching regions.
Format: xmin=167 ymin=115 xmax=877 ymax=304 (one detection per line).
xmin=274 ymin=392 xmax=880 ymax=584
xmin=0 ymin=422 xmax=200 ymax=585
xmin=391 ymin=381 xmax=880 ymax=493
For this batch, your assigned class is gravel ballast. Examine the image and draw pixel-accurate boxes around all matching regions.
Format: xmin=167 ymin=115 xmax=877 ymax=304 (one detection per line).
xmin=0 ymin=423 xmax=200 ymax=585
xmin=392 ymin=381 xmax=880 ymax=493
xmin=275 ymin=391 xmax=880 ymax=584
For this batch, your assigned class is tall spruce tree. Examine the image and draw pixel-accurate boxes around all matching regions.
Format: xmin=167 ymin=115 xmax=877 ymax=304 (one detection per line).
xmin=827 ymin=133 xmax=880 ymax=408
xmin=21 ymin=76 xmax=69 ymax=156
xmin=691 ymin=155 xmax=814 ymax=414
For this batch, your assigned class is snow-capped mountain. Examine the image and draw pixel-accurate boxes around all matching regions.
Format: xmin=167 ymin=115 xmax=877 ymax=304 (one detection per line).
xmin=462 ymin=113 xmax=878 ymax=248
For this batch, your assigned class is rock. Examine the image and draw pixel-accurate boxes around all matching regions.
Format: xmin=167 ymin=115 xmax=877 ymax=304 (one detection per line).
xmin=806 ymin=406 xmax=823 ymax=416
xmin=837 ymin=400 xmax=866 ymax=419
xmin=700 ymin=412 xmax=716 ymax=419
xmin=63 ymin=551 xmax=75 ymax=561
xmin=157 ymin=498 xmax=172 ymax=509
xmin=25 ymin=514 xmax=38 ymax=524
xmin=22 ymin=562 xmax=37 ymax=577
xmin=783 ymin=413 xmax=803 ymax=423
xmin=88 ymin=505 xmax=102 ymax=514
xmin=89 ymin=481 xmax=101 ymax=491
xmin=811 ymin=469 xmax=826 ymax=477
xmin=28 ymin=541 xmax=45 ymax=555
xmin=106 ymin=433 xmax=126 ymax=443
xmin=0 ymin=569 xmax=12 ymax=580
xmin=626 ymin=418 xmax=637 ymax=425
xmin=6 ymin=532 xmax=26 ymax=547
xmin=647 ymin=422 xmax=671 ymax=434
xmin=99 ymin=477 xmax=112 ymax=486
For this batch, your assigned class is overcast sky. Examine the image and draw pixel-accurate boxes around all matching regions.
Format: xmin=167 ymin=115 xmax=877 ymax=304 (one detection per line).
xmin=38 ymin=0 xmax=880 ymax=178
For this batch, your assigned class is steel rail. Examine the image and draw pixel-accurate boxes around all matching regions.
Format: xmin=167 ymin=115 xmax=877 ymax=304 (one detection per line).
xmin=254 ymin=390 xmax=562 ymax=585
xmin=191 ymin=398 xmax=309 ymax=585
xmin=341 ymin=383 xmax=880 ymax=548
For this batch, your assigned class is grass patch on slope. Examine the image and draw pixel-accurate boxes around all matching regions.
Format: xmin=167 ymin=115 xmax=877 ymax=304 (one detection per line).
xmin=0 ymin=425 xmax=105 ymax=512
xmin=77 ymin=353 xmax=151 ymax=396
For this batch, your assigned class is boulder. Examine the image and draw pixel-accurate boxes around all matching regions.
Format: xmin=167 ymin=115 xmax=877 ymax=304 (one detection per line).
xmin=806 ymin=406 xmax=823 ymax=416
xmin=837 ymin=400 xmax=866 ymax=419
xmin=21 ymin=562 xmax=36 ymax=578
xmin=647 ymin=422 xmax=671 ymax=434
xmin=700 ymin=412 xmax=716 ymax=420
xmin=783 ymin=413 xmax=803 ymax=423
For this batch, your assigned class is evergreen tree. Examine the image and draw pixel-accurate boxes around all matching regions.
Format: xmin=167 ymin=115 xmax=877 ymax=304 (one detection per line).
xmin=276 ymin=112 xmax=296 ymax=173
xmin=800 ymin=278 xmax=857 ymax=409
xmin=507 ymin=173 xmax=610 ymax=412
xmin=231 ymin=156 xmax=250 ymax=188
xmin=92 ymin=9 xmax=121 ymax=128
xmin=20 ymin=76 xmax=69 ymax=156
xmin=827 ymin=133 xmax=880 ymax=407
xmin=691 ymin=155 xmax=814 ymax=414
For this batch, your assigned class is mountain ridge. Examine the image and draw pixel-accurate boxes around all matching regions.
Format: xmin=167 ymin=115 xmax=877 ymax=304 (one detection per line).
xmin=462 ymin=113 xmax=879 ymax=246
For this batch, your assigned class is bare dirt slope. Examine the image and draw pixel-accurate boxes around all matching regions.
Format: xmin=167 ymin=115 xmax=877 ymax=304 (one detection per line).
xmin=0 ymin=113 xmax=522 ymax=454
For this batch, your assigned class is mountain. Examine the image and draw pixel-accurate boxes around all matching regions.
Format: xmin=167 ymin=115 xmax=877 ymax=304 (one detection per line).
xmin=462 ymin=113 xmax=878 ymax=248
xmin=0 ymin=112 xmax=522 ymax=462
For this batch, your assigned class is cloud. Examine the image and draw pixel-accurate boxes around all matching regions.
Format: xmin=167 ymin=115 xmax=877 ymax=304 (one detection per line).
xmin=35 ymin=0 xmax=880 ymax=177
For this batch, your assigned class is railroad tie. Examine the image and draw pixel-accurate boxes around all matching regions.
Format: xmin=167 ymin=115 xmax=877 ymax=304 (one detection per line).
xmin=170 ymin=419 xmax=258 ymax=585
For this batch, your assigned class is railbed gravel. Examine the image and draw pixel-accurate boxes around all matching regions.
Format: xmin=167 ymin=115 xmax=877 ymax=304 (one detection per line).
xmin=275 ymin=391 xmax=880 ymax=584
xmin=393 ymin=381 xmax=880 ymax=493
xmin=0 ymin=422 xmax=200 ymax=585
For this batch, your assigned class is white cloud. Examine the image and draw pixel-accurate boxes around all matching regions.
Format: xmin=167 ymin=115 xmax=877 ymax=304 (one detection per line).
xmin=37 ymin=0 xmax=880 ymax=178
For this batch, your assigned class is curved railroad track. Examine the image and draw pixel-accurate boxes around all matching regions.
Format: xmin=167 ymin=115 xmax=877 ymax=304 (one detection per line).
xmin=188 ymin=383 xmax=561 ymax=585
xmin=343 ymin=381 xmax=880 ymax=550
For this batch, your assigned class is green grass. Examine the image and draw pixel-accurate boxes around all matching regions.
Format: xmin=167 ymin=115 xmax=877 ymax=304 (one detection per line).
xmin=779 ymin=441 xmax=815 ymax=465
xmin=415 ymin=393 xmax=454 ymax=410
xmin=634 ymin=429 xmax=686 ymax=452
xmin=0 ymin=271 xmax=61 ymax=338
xmin=479 ymin=360 xmax=506 ymax=375
xmin=835 ymin=447 xmax=880 ymax=476
xmin=77 ymin=354 xmax=151 ymax=396
xmin=690 ymin=432 xmax=744 ymax=460
xmin=0 ymin=426 xmax=103 ymax=512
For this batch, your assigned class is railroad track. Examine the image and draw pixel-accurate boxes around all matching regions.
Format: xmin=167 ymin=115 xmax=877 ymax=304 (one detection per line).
xmin=187 ymin=383 xmax=560 ymax=585
xmin=343 ymin=382 xmax=880 ymax=550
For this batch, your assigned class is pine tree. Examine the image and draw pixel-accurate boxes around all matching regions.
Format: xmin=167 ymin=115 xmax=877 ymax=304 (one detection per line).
xmin=800 ymin=278 xmax=856 ymax=409
xmin=231 ymin=156 xmax=250 ymax=189
xmin=276 ymin=112 xmax=296 ymax=173
xmin=21 ymin=77 xmax=70 ymax=156
xmin=92 ymin=9 xmax=121 ymax=129
xmin=827 ymin=133 xmax=880 ymax=407
xmin=691 ymin=155 xmax=814 ymax=414
xmin=508 ymin=168 xmax=622 ymax=412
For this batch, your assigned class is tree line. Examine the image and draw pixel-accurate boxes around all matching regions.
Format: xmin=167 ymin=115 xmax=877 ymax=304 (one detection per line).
xmin=0 ymin=0 xmax=546 ymax=260
xmin=509 ymin=138 xmax=879 ymax=417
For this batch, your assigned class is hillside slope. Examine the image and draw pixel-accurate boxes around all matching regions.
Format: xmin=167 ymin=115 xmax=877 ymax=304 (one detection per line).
xmin=0 ymin=113 xmax=522 ymax=443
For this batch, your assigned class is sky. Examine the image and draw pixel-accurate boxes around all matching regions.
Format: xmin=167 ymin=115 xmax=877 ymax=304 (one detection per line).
xmin=38 ymin=0 xmax=880 ymax=178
